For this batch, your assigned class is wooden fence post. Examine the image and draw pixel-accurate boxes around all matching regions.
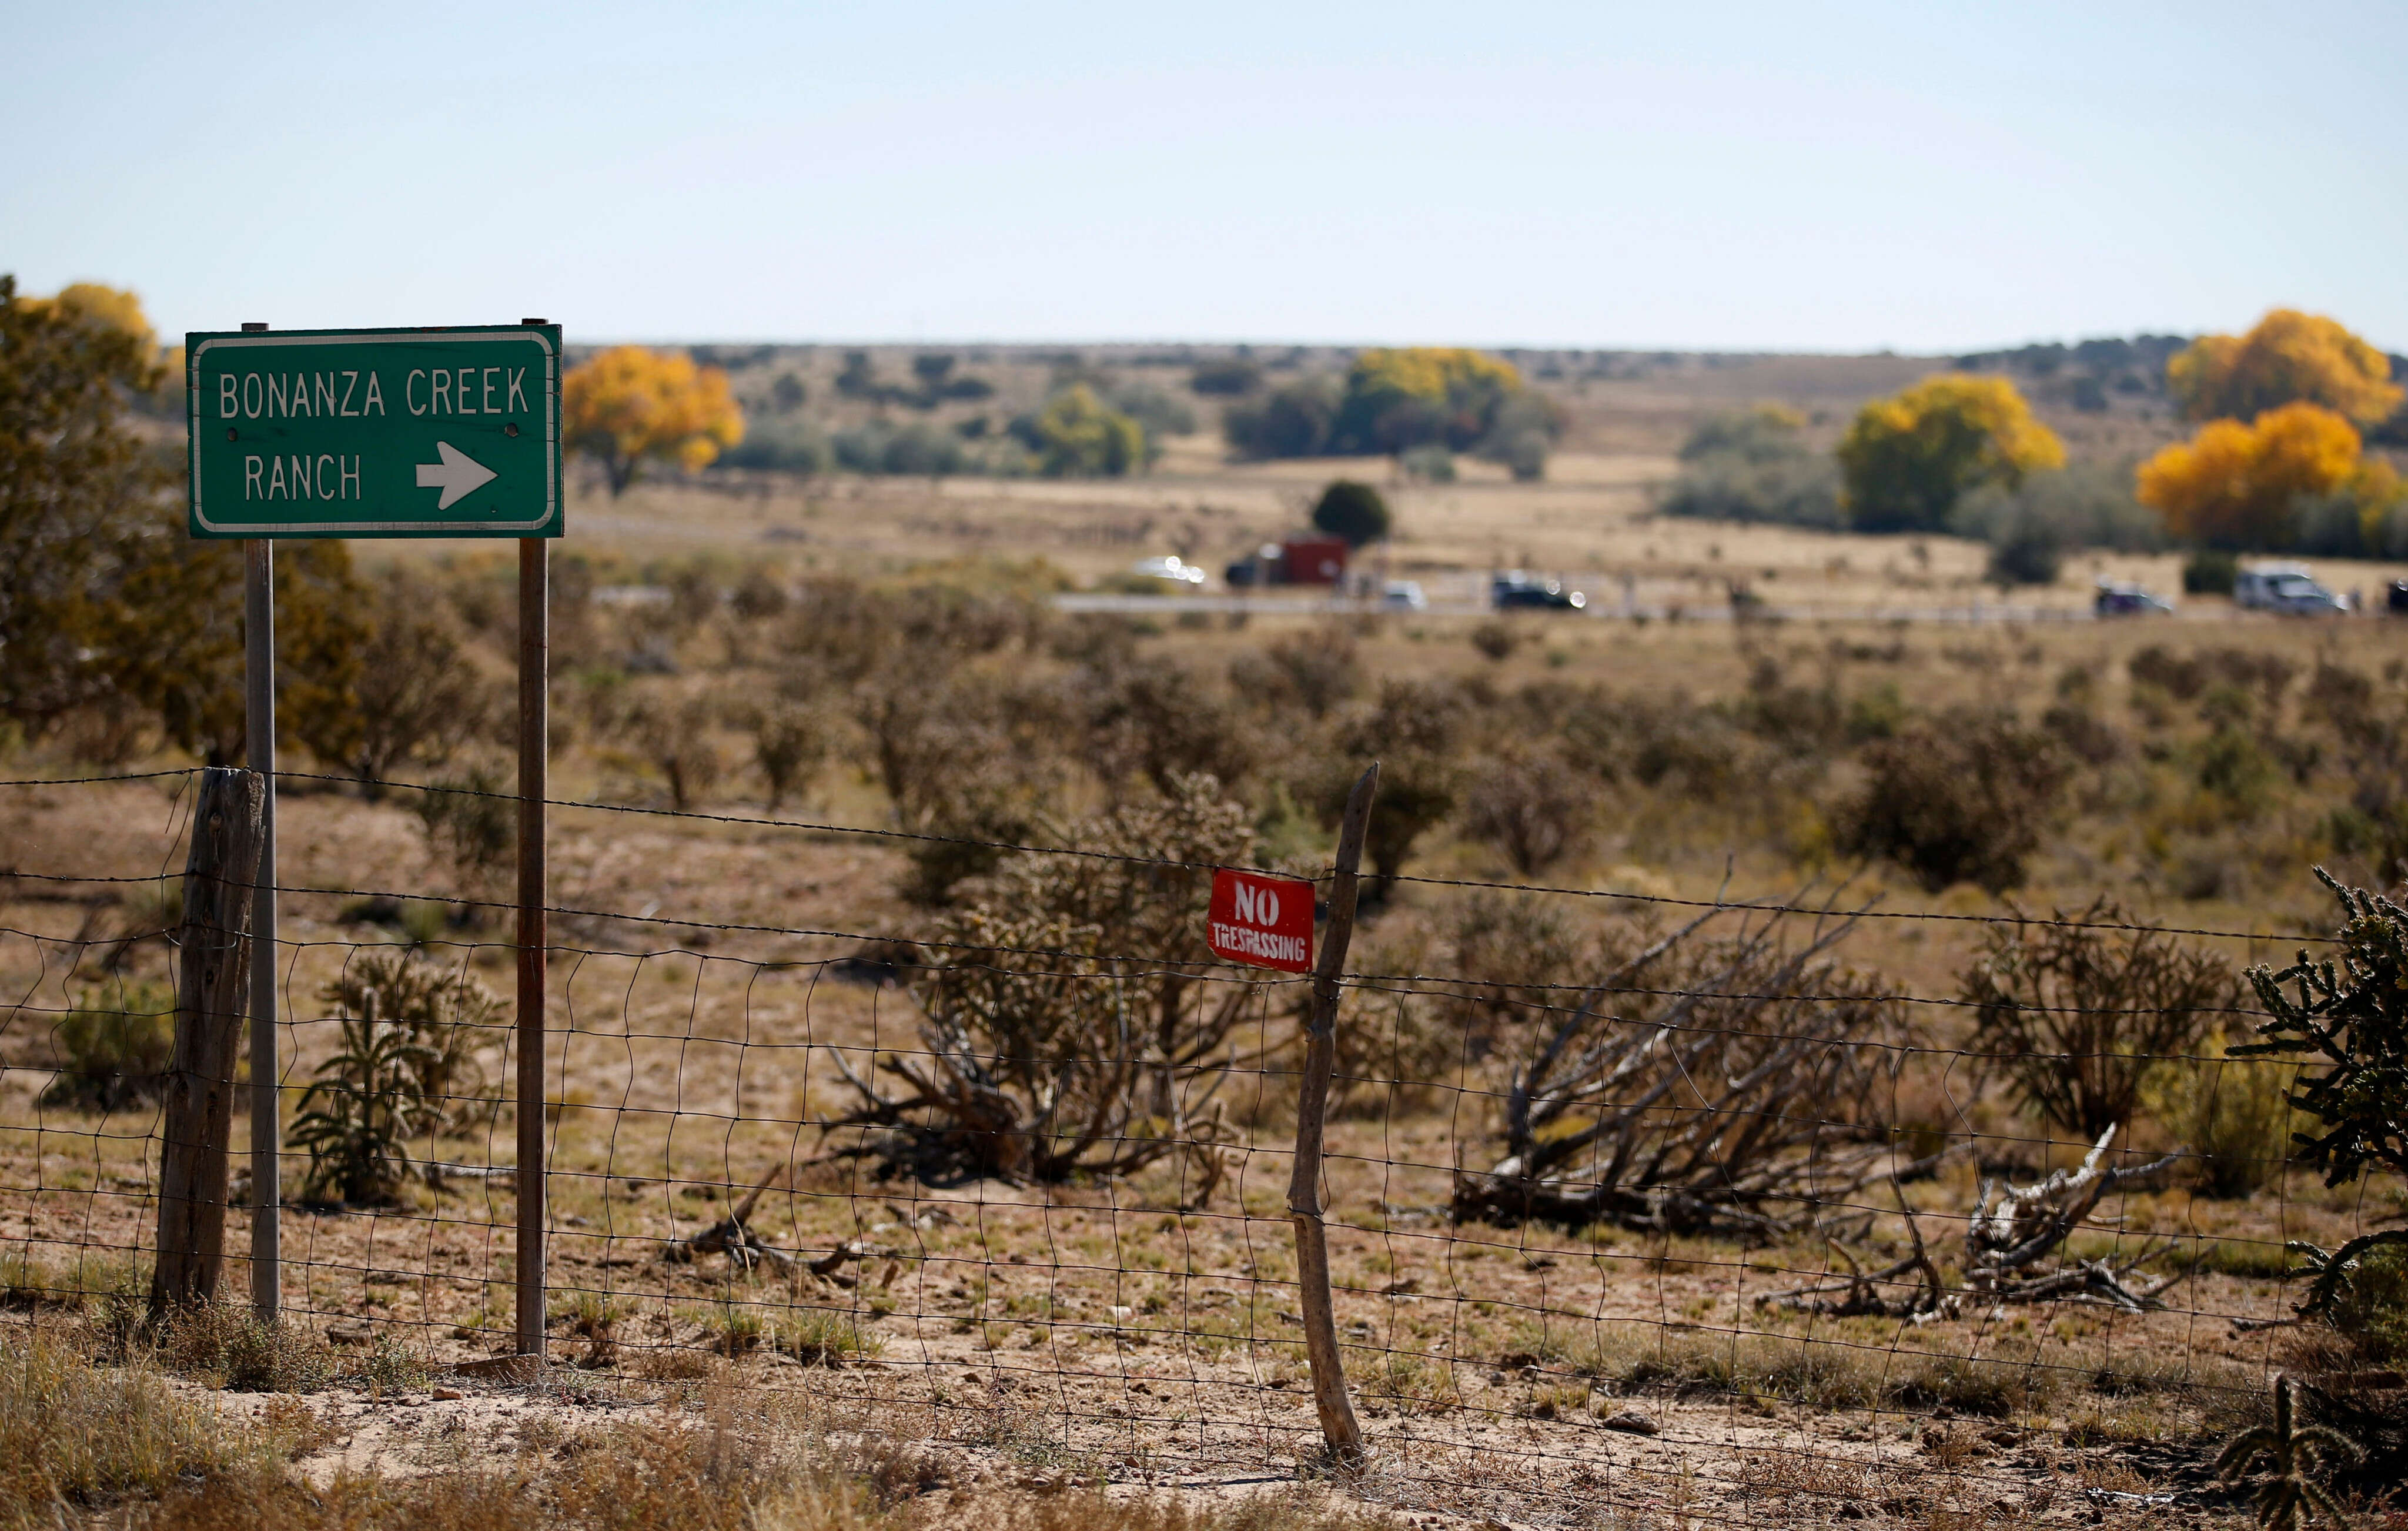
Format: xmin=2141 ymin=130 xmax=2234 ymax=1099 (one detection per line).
xmin=1289 ymin=760 xmax=1378 ymax=1465
xmin=150 ymin=767 xmax=266 ymax=1318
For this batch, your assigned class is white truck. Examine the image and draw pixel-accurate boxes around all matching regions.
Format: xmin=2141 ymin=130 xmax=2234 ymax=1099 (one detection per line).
xmin=2234 ymin=562 xmax=2347 ymax=614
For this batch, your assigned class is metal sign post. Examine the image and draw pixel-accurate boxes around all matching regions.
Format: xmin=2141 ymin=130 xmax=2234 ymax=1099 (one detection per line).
xmin=514 ymin=536 xmax=547 ymax=1358
xmin=187 ymin=321 xmax=562 ymax=1349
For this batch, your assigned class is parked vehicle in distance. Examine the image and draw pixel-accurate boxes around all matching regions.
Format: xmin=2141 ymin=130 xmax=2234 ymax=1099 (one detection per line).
xmin=1492 ymin=571 xmax=1587 ymax=611
xmin=1224 ymin=536 xmax=1351 ymax=588
xmin=1382 ymin=580 xmax=1427 ymax=611
xmin=1130 ymin=555 xmax=1206 ymax=586
xmin=2235 ymin=561 xmax=2347 ymax=614
xmin=2094 ymin=579 xmax=2173 ymax=617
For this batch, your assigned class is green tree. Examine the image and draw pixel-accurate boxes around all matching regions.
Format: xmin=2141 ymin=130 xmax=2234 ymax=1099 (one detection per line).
xmin=1310 ymin=480 xmax=1392 ymax=547
xmin=1331 ymin=347 xmax=1521 ymax=455
xmin=96 ymin=537 xmax=370 ymax=766
xmin=343 ymin=567 xmax=497 ymax=787
xmin=1661 ymin=406 xmax=1844 ymax=528
xmin=1838 ymin=375 xmax=2065 ymax=533
xmin=1680 ymin=405 xmax=1807 ymax=465
xmin=1034 ymin=385 xmax=1146 ymax=477
xmin=0 ymin=274 xmax=166 ymax=732
xmin=1223 ymin=376 xmax=1340 ymax=459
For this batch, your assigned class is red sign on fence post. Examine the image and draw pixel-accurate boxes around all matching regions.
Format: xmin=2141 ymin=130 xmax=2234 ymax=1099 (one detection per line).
xmin=1206 ymin=868 xmax=1316 ymax=972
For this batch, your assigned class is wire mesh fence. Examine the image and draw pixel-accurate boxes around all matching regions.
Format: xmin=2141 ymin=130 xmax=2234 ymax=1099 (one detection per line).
xmin=1 ymin=766 xmax=2395 ymax=1526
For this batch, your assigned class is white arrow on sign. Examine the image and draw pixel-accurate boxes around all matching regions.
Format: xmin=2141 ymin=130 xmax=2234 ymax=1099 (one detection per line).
xmin=414 ymin=441 xmax=498 ymax=510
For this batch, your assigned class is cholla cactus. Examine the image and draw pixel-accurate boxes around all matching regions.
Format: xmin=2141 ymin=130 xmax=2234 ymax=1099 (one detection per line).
xmin=289 ymin=991 xmax=443 ymax=1205
xmin=2238 ymin=869 xmax=2408 ymax=1317
xmin=2217 ymin=1375 xmax=2361 ymax=1531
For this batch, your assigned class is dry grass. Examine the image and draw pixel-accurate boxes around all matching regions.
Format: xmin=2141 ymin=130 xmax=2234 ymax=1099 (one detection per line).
xmin=0 ymin=1328 xmax=283 ymax=1529
xmin=3 ymin=1323 xmax=1420 ymax=1531
xmin=15 ymin=362 xmax=2408 ymax=1527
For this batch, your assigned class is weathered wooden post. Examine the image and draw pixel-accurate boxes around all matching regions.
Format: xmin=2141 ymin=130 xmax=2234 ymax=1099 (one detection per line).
xmin=1289 ymin=761 xmax=1378 ymax=1465
xmin=150 ymin=766 xmax=266 ymax=1317
xmin=244 ymin=533 xmax=281 ymax=1323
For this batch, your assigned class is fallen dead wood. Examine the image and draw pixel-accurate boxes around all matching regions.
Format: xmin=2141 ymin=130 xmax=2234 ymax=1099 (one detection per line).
xmin=664 ymin=1164 xmax=794 ymax=1271
xmin=1764 ymin=1127 xmax=2189 ymax=1318
xmin=1449 ymin=897 xmax=1910 ymax=1238
xmin=1965 ymin=1124 xmax=2182 ymax=1311
xmin=421 ymin=1161 xmax=518 ymax=1189
xmin=1761 ymin=1169 xmax=1955 ymax=1318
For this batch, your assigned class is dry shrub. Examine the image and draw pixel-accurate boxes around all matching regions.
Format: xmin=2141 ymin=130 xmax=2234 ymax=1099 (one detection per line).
xmin=2141 ymin=1032 xmax=2300 ymax=1198
xmin=1521 ymin=682 xmax=1751 ymax=805
xmin=1461 ymin=744 xmax=1598 ymax=877
xmin=743 ymin=694 xmax=833 ymax=812
xmin=1558 ymin=1324 xmax=2059 ymax=1418
xmin=346 ymin=566 xmax=499 ymax=787
xmin=1336 ymin=891 xmax=1593 ymax=1115
xmin=1078 ymin=654 xmax=1255 ymax=794
xmin=627 ymin=688 xmax=727 ymax=810
xmin=834 ymin=775 xmax=1267 ymax=1184
xmin=1960 ymin=898 xmax=2237 ymax=1141
xmin=2304 ymin=659 xmax=2408 ymax=873
xmin=1469 ymin=620 xmax=1519 ymax=661
xmin=1320 ymin=677 xmax=1467 ymax=893
xmin=1228 ymin=624 xmax=1362 ymax=719
xmin=39 ymin=979 xmax=175 ymax=1111
xmin=1449 ymin=901 xmax=1907 ymax=1236
xmin=1837 ymin=708 xmax=2069 ymax=892
xmin=1327 ymin=980 xmax=1466 ymax=1119
xmin=1737 ymin=1448 xmax=1872 ymax=1506
xmin=975 ymin=1489 xmax=1407 ymax=1531
xmin=633 ymin=1345 xmax=726 ymax=1383
xmin=411 ymin=764 xmax=516 ymax=897
xmin=783 ymin=576 xmax=1044 ymax=688
xmin=854 ymin=668 xmax=1069 ymax=905
xmin=153 ymin=1300 xmax=335 ymax=1393
xmin=2131 ymin=644 xmax=2296 ymax=711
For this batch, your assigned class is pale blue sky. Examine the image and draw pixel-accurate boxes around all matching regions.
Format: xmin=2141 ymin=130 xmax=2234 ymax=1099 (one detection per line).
xmin=8 ymin=2 xmax=2404 ymax=352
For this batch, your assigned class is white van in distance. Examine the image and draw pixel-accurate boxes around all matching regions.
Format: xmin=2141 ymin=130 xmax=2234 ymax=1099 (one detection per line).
xmin=2234 ymin=562 xmax=2347 ymax=614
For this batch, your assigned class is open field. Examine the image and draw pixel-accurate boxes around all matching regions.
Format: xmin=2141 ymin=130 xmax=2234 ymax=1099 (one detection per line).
xmin=11 ymin=350 xmax=2408 ymax=1530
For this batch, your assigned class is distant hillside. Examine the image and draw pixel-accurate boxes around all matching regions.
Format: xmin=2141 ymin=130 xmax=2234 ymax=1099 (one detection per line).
xmin=557 ymin=335 xmax=2230 ymax=471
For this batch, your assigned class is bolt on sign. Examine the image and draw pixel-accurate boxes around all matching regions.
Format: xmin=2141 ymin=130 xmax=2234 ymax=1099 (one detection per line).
xmin=1206 ymin=868 xmax=1316 ymax=973
xmin=185 ymin=324 xmax=563 ymax=538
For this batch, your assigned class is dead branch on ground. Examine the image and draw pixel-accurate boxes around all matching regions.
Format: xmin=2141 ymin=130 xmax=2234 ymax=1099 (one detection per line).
xmin=1964 ymin=1124 xmax=2183 ymax=1311
xmin=665 ymin=1164 xmax=794 ymax=1271
xmin=1449 ymin=897 xmax=1908 ymax=1238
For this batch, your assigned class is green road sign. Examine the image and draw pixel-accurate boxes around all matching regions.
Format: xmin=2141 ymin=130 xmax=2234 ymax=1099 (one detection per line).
xmin=186 ymin=324 xmax=563 ymax=539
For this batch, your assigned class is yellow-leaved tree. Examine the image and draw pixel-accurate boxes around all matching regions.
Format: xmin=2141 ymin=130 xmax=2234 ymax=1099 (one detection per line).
xmin=2166 ymin=309 xmax=2403 ymax=427
xmin=1333 ymin=347 xmax=1526 ymax=454
xmin=44 ymin=282 xmax=155 ymax=345
xmin=563 ymin=346 xmax=744 ymax=496
xmin=1837 ymin=375 xmax=2064 ymax=533
xmin=42 ymin=282 xmax=185 ymax=414
xmin=2136 ymin=402 xmax=2396 ymax=550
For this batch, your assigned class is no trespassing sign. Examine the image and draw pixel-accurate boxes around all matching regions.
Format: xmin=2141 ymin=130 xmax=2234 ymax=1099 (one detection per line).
xmin=1206 ymin=869 xmax=1315 ymax=974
